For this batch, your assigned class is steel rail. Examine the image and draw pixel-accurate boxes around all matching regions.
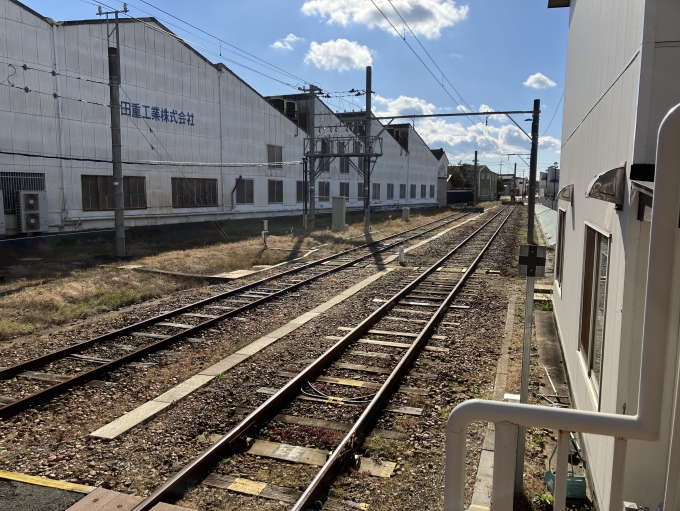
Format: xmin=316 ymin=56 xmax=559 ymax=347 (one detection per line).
xmin=0 ymin=212 xmax=473 ymax=419
xmin=0 ymin=212 xmax=463 ymax=381
xmin=293 ymin=206 xmax=516 ymax=510
xmin=132 ymin=206 xmax=511 ymax=511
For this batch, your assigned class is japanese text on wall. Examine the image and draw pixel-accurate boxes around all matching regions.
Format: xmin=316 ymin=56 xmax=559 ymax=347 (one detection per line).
xmin=120 ymin=102 xmax=195 ymax=126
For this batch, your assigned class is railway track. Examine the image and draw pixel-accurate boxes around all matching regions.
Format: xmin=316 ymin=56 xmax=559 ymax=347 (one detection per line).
xmin=132 ymin=205 xmax=515 ymax=511
xmin=0 ymin=211 xmax=479 ymax=420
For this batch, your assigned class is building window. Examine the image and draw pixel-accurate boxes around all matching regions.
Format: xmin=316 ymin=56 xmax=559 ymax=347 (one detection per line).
xmin=387 ymin=183 xmax=394 ymax=200
xmin=172 ymin=177 xmax=217 ymax=208
xmin=400 ymin=184 xmax=407 ymax=199
xmin=358 ymin=182 xmax=365 ymax=199
xmin=410 ymin=184 xmax=416 ymax=199
xmin=235 ymin=178 xmax=254 ymax=205
xmin=82 ymin=175 xmax=147 ymax=211
xmin=124 ymin=176 xmax=147 ymax=209
xmin=320 ymin=139 xmax=330 ymax=173
xmin=268 ymin=179 xmax=283 ymax=204
xmin=579 ymin=225 xmax=610 ymax=400
xmin=267 ymin=145 xmax=283 ymax=168
xmin=339 ymin=181 xmax=350 ymax=199
xmin=372 ymin=183 xmax=380 ymax=201
xmin=318 ymin=181 xmax=330 ymax=202
xmin=421 ymin=184 xmax=426 ymax=198
xmin=296 ymin=181 xmax=307 ymax=203
xmin=430 ymin=184 xmax=435 ymax=198
xmin=556 ymin=209 xmax=566 ymax=286
xmin=339 ymin=142 xmax=350 ymax=174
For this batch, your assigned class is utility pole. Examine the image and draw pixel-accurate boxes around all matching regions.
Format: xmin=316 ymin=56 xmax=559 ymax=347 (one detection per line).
xmin=527 ymin=98 xmax=540 ymax=244
xmin=513 ymin=162 xmax=517 ymax=201
xmin=364 ymin=66 xmax=372 ymax=233
xmin=308 ymin=86 xmax=317 ymax=230
xmin=98 ymin=4 xmax=128 ymax=258
xmin=473 ymin=150 xmax=478 ymax=206
xmin=302 ymin=158 xmax=308 ymax=228
xmin=515 ymin=98 xmax=541 ymax=491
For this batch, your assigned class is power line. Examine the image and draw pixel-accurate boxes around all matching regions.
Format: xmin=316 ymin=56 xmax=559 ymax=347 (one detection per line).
xmin=0 ymin=81 xmax=110 ymax=107
xmin=82 ymin=0 xmax=362 ymax=113
xmin=0 ymin=148 xmax=303 ymax=167
xmin=541 ymin=92 xmax=563 ymax=136
xmin=371 ymin=0 xmax=510 ymax=162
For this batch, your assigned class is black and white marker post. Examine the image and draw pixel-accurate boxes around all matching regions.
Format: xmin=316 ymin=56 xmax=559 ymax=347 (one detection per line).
xmin=515 ymin=243 xmax=547 ymax=490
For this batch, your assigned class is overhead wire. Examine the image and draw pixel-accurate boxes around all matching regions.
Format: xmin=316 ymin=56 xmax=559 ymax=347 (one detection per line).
xmin=370 ymin=0 xmax=509 ymax=162
xmin=82 ymin=0 xmax=362 ymax=113
xmin=0 ymin=149 xmax=302 ymax=167
xmin=541 ymin=92 xmax=564 ymax=137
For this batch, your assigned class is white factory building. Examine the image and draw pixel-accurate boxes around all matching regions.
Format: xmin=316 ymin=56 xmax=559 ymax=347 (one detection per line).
xmin=547 ymin=0 xmax=680 ymax=509
xmin=0 ymin=0 xmax=443 ymax=236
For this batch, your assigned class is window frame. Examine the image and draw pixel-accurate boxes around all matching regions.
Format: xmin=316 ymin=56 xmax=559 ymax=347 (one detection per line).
xmin=386 ymin=183 xmax=394 ymax=200
xmin=357 ymin=182 xmax=365 ymax=200
xmin=318 ymin=181 xmax=330 ymax=202
xmin=578 ymin=223 xmax=611 ymax=405
xmin=339 ymin=181 xmax=350 ymax=199
xmin=172 ymin=177 xmax=218 ymax=208
xmin=421 ymin=184 xmax=426 ymax=198
xmin=399 ymin=184 xmax=407 ymax=200
xmin=556 ymin=208 xmax=567 ymax=288
xmin=296 ymin=180 xmax=307 ymax=203
xmin=267 ymin=145 xmax=283 ymax=169
xmin=430 ymin=184 xmax=435 ymax=198
xmin=372 ymin=182 xmax=380 ymax=201
xmin=339 ymin=142 xmax=350 ymax=174
xmin=410 ymin=184 xmax=416 ymax=199
xmin=268 ymin=179 xmax=284 ymax=204
xmin=82 ymin=175 xmax=147 ymax=211
xmin=235 ymin=178 xmax=254 ymax=205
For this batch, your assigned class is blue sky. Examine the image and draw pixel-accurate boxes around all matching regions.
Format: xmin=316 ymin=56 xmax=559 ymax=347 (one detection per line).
xmin=28 ymin=0 xmax=569 ymax=176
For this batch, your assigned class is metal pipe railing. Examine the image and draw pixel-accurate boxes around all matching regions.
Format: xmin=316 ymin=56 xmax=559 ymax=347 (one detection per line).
xmin=445 ymin=102 xmax=680 ymax=511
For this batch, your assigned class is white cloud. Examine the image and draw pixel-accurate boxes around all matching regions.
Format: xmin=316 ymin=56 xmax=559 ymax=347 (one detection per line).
xmin=523 ymin=72 xmax=557 ymax=89
xmin=301 ymin=0 xmax=468 ymax=40
xmin=416 ymin=119 xmax=561 ymax=161
xmin=370 ymin=94 xmax=561 ymax=161
xmin=304 ymin=39 xmax=373 ymax=71
xmin=271 ymin=34 xmax=304 ymax=51
xmin=374 ymin=94 xmax=434 ymax=117
xmin=478 ymin=104 xmax=507 ymax=122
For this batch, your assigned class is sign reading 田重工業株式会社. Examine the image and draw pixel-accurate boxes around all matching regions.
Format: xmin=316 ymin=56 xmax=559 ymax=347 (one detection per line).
xmin=121 ymin=101 xmax=195 ymax=126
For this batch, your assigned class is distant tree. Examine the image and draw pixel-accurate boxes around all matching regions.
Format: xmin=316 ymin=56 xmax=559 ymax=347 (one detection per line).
xmin=497 ymin=177 xmax=506 ymax=193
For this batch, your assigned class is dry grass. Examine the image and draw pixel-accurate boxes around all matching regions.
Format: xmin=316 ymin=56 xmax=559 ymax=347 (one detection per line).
xmin=136 ymin=209 xmax=456 ymax=275
xmin=0 ymin=268 xmax=185 ymax=342
xmin=0 ymin=207 xmax=458 ymax=343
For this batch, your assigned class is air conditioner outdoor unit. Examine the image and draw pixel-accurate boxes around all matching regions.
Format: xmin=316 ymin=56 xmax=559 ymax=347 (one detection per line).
xmin=0 ymin=191 xmax=5 ymax=235
xmin=17 ymin=190 xmax=48 ymax=233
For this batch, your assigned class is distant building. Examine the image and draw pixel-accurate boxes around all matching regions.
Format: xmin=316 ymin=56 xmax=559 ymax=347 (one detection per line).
xmin=0 ymin=0 xmax=442 ymax=236
xmin=430 ymin=149 xmax=450 ymax=207
xmin=447 ymin=164 xmax=499 ymax=201
xmin=498 ymin=173 xmax=527 ymax=196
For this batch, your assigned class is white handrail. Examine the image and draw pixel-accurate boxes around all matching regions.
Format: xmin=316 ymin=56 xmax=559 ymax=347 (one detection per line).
xmin=445 ymin=102 xmax=680 ymax=511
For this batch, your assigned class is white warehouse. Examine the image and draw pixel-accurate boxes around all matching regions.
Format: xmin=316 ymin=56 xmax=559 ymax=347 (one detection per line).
xmin=0 ymin=0 xmax=443 ymax=236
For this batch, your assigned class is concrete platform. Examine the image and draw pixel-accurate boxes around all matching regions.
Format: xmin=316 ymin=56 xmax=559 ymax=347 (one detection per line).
xmin=66 ymin=487 xmax=192 ymax=510
xmin=535 ymin=311 xmax=571 ymax=405
xmin=90 ymin=269 xmax=393 ymax=440
xmin=535 ymin=204 xmax=558 ymax=247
